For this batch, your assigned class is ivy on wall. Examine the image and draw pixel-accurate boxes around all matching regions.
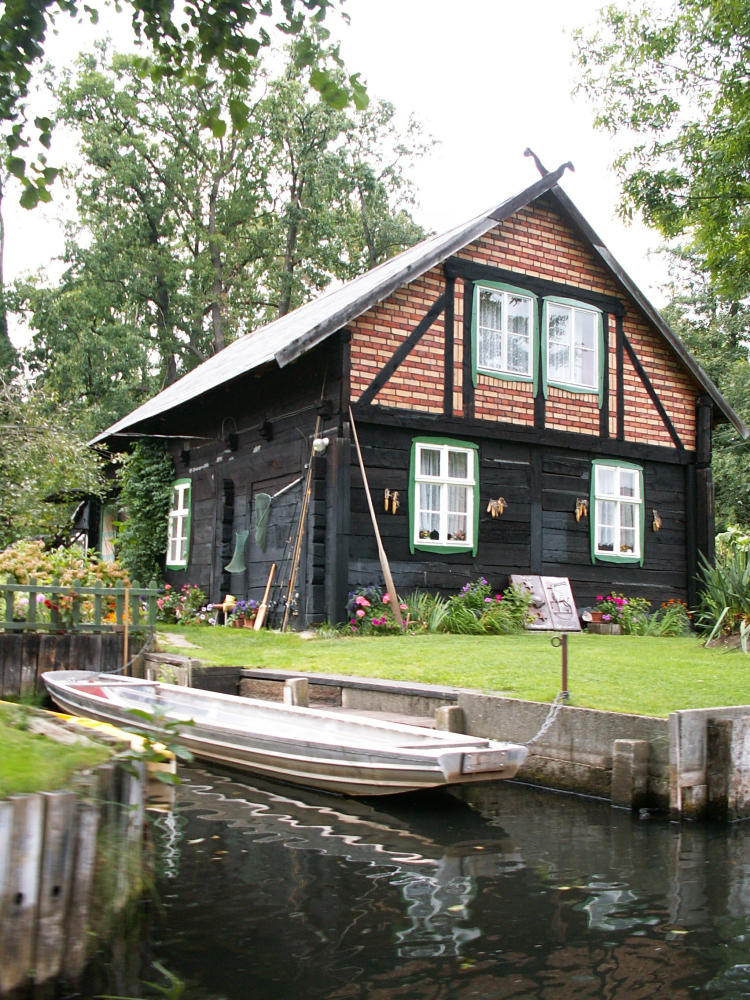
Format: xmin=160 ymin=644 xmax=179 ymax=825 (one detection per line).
xmin=116 ymin=441 xmax=174 ymax=584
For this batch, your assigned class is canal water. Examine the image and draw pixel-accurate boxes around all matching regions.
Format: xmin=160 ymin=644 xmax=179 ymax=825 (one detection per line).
xmin=78 ymin=767 xmax=750 ymax=999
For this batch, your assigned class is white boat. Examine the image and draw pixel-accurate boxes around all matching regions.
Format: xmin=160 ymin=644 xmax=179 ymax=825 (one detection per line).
xmin=42 ymin=670 xmax=528 ymax=797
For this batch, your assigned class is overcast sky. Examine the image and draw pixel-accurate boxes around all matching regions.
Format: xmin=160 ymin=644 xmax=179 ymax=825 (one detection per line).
xmin=5 ymin=0 xmax=670 ymax=347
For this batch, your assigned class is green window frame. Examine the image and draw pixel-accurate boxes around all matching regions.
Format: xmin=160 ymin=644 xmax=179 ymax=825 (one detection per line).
xmin=590 ymin=460 xmax=644 ymax=565
xmin=166 ymin=479 xmax=192 ymax=570
xmin=472 ymin=281 xmax=538 ymax=389
xmin=542 ymin=297 xmax=604 ymax=403
xmin=409 ymin=438 xmax=479 ymax=555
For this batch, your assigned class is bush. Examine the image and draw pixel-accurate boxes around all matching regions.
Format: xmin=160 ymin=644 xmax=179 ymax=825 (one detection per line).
xmin=695 ymin=539 xmax=750 ymax=642
xmin=156 ymin=583 xmax=209 ymax=625
xmin=441 ymin=578 xmax=532 ymax=635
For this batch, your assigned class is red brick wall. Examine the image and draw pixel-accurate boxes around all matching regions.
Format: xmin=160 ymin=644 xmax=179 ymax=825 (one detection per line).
xmin=349 ymin=198 xmax=699 ymax=450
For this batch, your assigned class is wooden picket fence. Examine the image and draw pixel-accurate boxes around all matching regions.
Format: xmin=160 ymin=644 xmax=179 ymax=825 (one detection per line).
xmin=0 ymin=578 xmax=159 ymax=633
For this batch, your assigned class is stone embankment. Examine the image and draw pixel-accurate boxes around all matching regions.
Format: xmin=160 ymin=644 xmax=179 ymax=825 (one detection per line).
xmin=144 ymin=652 xmax=750 ymax=822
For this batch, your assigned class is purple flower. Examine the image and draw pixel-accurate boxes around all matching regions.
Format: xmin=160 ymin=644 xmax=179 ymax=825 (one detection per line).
xmin=602 ymin=613 xmax=611 ymax=621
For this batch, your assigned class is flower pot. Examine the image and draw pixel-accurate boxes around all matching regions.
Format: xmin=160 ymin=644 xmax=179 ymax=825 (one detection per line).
xmin=243 ymin=615 xmax=257 ymax=629
xmin=590 ymin=610 xmax=604 ymax=623
xmin=231 ymin=618 xmax=245 ymax=628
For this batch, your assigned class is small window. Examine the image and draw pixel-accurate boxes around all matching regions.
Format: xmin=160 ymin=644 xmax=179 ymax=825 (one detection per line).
xmin=591 ymin=461 xmax=643 ymax=564
xmin=166 ymin=479 xmax=192 ymax=569
xmin=545 ymin=299 xmax=601 ymax=394
xmin=473 ymin=282 xmax=536 ymax=382
xmin=410 ymin=439 xmax=478 ymax=554
xmin=99 ymin=505 xmax=118 ymax=562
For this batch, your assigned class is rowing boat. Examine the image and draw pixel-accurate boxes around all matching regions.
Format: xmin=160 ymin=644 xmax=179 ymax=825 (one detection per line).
xmin=42 ymin=670 xmax=528 ymax=797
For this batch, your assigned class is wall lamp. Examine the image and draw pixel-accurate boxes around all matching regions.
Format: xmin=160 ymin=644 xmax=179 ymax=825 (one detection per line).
xmin=312 ymin=437 xmax=330 ymax=456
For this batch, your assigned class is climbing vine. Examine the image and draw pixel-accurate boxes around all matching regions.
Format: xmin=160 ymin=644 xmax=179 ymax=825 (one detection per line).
xmin=116 ymin=441 xmax=174 ymax=584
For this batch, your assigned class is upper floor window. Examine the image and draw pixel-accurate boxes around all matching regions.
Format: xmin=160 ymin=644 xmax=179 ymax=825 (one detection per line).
xmin=545 ymin=298 xmax=602 ymax=394
xmin=410 ymin=439 xmax=478 ymax=555
xmin=591 ymin=461 xmax=643 ymax=564
xmin=474 ymin=282 xmax=536 ymax=383
xmin=166 ymin=479 xmax=192 ymax=569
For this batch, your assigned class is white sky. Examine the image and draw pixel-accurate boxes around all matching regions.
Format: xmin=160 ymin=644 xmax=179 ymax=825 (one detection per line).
xmin=5 ymin=0 xmax=670 ymax=348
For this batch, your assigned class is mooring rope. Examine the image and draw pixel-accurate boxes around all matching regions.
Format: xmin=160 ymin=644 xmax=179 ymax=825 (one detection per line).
xmin=526 ymin=691 xmax=567 ymax=746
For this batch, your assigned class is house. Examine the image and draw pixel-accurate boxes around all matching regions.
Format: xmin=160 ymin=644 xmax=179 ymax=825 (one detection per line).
xmin=92 ymin=162 xmax=747 ymax=627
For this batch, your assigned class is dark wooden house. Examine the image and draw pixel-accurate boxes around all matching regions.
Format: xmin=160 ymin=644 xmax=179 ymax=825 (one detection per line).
xmin=93 ymin=165 xmax=747 ymax=627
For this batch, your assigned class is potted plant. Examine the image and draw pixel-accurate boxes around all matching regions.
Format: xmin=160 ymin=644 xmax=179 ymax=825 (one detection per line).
xmin=590 ymin=592 xmax=627 ymax=633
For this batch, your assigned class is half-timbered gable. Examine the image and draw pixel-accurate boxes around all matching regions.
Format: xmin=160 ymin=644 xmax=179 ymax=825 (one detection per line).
xmin=92 ymin=167 xmax=747 ymax=627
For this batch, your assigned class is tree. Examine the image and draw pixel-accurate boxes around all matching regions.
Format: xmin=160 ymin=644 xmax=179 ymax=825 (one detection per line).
xmin=0 ymin=0 xmax=366 ymax=209
xmin=13 ymin=49 xmax=428 ymax=430
xmin=0 ymin=376 xmax=104 ymax=548
xmin=574 ymin=0 xmax=750 ymax=301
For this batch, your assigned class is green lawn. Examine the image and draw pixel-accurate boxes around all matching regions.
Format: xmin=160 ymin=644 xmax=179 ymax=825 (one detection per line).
xmin=0 ymin=703 xmax=110 ymax=797
xmin=156 ymin=626 xmax=750 ymax=718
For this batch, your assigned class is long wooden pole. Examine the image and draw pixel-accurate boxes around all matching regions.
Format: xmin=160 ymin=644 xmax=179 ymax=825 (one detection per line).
xmin=281 ymin=416 xmax=322 ymax=631
xmin=348 ymin=407 xmax=403 ymax=628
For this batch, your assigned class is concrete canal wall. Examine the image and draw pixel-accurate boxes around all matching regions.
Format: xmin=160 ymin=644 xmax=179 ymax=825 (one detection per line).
xmin=141 ymin=653 xmax=750 ymax=822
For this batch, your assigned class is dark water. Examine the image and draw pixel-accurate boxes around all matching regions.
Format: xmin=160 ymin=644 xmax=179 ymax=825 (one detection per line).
xmin=84 ymin=768 xmax=750 ymax=999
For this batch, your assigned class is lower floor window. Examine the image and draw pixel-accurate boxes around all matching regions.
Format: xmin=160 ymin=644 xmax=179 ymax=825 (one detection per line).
xmin=591 ymin=461 xmax=643 ymax=563
xmin=410 ymin=439 xmax=478 ymax=554
xmin=166 ymin=479 xmax=192 ymax=569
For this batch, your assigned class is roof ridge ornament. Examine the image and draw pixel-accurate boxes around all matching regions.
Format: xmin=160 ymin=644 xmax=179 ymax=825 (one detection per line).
xmin=523 ymin=147 xmax=575 ymax=181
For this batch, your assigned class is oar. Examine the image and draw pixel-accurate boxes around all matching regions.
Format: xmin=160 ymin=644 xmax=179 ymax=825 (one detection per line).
xmin=254 ymin=562 xmax=277 ymax=631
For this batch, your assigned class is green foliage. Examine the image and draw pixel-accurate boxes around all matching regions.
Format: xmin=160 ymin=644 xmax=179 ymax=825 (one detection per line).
xmin=441 ymin=578 xmax=533 ymax=635
xmin=0 ymin=376 xmax=104 ymax=548
xmin=0 ymin=703 xmax=110 ymax=798
xmin=13 ymin=47 xmax=427 ymax=429
xmin=661 ymin=264 xmax=750 ymax=531
xmin=342 ymin=578 xmax=532 ymax=637
xmin=116 ymin=441 xmax=173 ymax=584
xmin=116 ymin=705 xmax=194 ymax=788
xmin=695 ymin=544 xmax=750 ymax=643
xmin=155 ymin=583 xmax=209 ymax=625
xmin=574 ymin=0 xmax=750 ymax=302
xmin=0 ymin=0 xmax=363 ymax=204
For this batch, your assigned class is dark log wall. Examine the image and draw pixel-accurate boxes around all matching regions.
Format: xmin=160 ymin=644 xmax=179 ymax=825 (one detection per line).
xmin=160 ymin=339 xmax=344 ymax=626
xmin=341 ymin=420 xmax=689 ymax=617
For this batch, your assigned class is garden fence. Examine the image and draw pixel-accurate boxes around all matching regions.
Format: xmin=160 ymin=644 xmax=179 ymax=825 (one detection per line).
xmin=0 ymin=577 xmax=159 ymax=633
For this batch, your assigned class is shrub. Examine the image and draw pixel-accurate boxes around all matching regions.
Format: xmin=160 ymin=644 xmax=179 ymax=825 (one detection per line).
xmin=156 ymin=583 xmax=209 ymax=625
xmin=440 ymin=578 xmax=532 ymax=635
xmin=695 ymin=542 xmax=750 ymax=642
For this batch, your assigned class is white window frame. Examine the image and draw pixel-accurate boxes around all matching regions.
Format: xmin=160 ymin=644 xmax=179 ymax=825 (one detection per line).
xmin=474 ymin=283 xmax=535 ymax=381
xmin=592 ymin=462 xmax=643 ymax=563
xmin=411 ymin=441 xmax=477 ymax=552
xmin=545 ymin=299 xmax=601 ymax=393
xmin=166 ymin=479 xmax=192 ymax=569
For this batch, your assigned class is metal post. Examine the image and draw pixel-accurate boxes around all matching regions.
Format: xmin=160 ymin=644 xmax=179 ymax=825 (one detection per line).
xmin=550 ymin=634 xmax=569 ymax=700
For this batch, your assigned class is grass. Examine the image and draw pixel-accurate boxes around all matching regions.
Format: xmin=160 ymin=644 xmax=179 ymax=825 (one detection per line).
xmin=0 ymin=702 xmax=111 ymax=797
xmin=156 ymin=625 xmax=750 ymax=718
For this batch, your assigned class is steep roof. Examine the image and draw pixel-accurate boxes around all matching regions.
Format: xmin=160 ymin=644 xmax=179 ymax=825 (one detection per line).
xmin=93 ymin=165 xmax=747 ymax=444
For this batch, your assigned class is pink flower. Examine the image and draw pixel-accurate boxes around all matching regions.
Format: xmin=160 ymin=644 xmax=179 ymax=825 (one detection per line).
xmin=602 ymin=613 xmax=611 ymax=621
xmin=382 ymin=593 xmax=390 ymax=604
xmin=355 ymin=596 xmax=371 ymax=607
xmin=356 ymin=609 xmax=365 ymax=618
xmin=399 ymin=603 xmax=407 ymax=611
xmin=596 ymin=595 xmax=603 ymax=602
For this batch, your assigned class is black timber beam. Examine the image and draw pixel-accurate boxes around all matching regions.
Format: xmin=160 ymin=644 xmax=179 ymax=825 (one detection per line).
xmin=445 ymin=257 xmax=626 ymax=317
xmin=349 ymin=402 xmax=696 ymax=466
xmin=622 ymin=333 xmax=684 ymax=452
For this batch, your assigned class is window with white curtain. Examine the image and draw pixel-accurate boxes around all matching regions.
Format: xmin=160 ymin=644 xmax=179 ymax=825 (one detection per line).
xmin=546 ymin=300 xmax=600 ymax=391
xmin=475 ymin=284 xmax=534 ymax=379
xmin=411 ymin=440 xmax=477 ymax=551
xmin=592 ymin=462 xmax=643 ymax=562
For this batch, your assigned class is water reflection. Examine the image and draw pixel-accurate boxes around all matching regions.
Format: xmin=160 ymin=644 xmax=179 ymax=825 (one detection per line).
xmin=83 ymin=768 xmax=750 ymax=999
